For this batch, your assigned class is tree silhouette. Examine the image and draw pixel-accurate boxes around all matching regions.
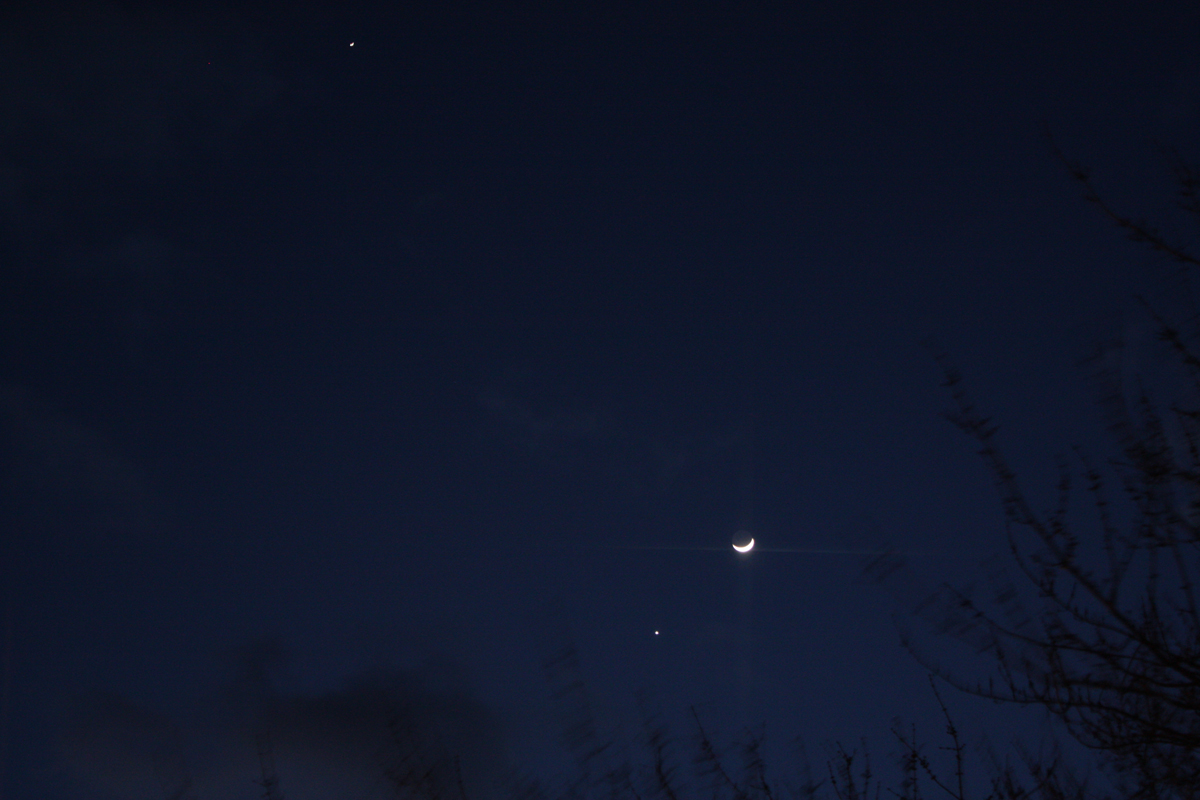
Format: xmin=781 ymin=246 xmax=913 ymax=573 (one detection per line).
xmin=914 ymin=141 xmax=1200 ymax=799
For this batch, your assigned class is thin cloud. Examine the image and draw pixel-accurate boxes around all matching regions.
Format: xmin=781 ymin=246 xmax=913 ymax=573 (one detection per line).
xmin=0 ymin=382 xmax=153 ymax=534
xmin=478 ymin=383 xmax=742 ymax=495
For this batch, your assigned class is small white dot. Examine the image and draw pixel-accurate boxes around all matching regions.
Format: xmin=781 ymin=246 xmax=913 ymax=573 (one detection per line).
xmin=654 ymin=630 xmax=659 ymax=635
xmin=350 ymin=42 xmax=355 ymax=46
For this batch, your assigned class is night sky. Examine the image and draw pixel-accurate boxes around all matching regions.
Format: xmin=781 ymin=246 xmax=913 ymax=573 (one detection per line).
xmin=3 ymin=2 xmax=1200 ymax=798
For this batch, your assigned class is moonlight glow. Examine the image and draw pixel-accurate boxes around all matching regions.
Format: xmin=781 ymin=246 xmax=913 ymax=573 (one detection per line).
xmin=732 ymin=537 xmax=755 ymax=553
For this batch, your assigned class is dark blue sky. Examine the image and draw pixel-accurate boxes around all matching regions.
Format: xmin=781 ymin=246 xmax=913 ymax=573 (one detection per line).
xmin=3 ymin=2 xmax=1200 ymax=798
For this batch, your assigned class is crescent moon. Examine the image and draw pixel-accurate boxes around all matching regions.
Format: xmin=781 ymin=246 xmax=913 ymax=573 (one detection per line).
xmin=732 ymin=538 xmax=755 ymax=553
